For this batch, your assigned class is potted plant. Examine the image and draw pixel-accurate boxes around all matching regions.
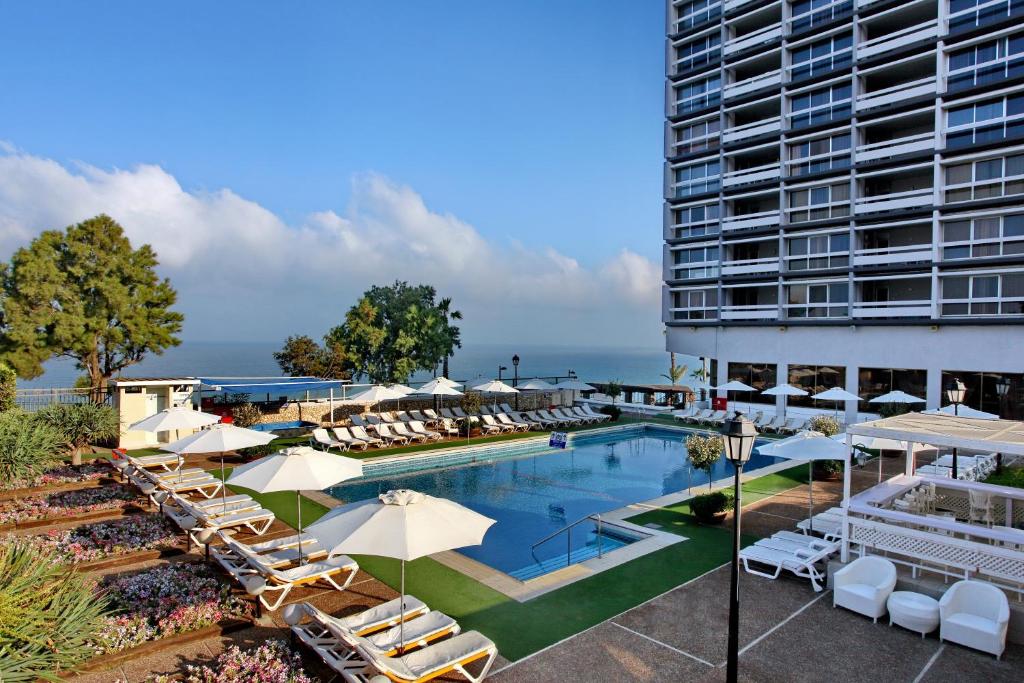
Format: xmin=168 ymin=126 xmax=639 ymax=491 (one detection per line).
xmin=808 ymin=415 xmax=844 ymax=481
xmin=686 ymin=433 xmax=724 ymax=491
xmin=690 ymin=489 xmax=735 ymax=525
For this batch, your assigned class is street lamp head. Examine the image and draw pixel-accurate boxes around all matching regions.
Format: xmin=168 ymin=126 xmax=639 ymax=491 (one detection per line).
xmin=499 ymin=366 xmax=508 ymax=372
xmin=996 ymin=377 xmax=1011 ymax=397
xmin=721 ymin=412 xmax=758 ymax=465
xmin=512 ymin=354 xmax=520 ymax=367
xmin=945 ymin=377 xmax=967 ymax=405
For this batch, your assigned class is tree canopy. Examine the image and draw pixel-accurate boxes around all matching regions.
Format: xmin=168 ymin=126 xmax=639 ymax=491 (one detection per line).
xmin=0 ymin=215 xmax=183 ymax=396
xmin=273 ymin=335 xmax=349 ymax=378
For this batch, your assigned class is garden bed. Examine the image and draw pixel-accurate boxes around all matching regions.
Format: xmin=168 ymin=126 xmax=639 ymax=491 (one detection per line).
xmin=3 ymin=513 xmax=182 ymax=566
xmin=0 ymin=463 xmax=116 ymax=502
xmin=0 ymin=485 xmax=145 ymax=531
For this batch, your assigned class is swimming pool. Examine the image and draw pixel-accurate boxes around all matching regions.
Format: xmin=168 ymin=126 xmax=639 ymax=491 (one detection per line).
xmin=326 ymin=424 xmax=778 ymax=580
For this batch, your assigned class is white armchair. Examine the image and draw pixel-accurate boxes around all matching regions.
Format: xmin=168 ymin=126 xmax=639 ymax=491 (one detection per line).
xmin=939 ymin=580 xmax=1010 ymax=659
xmin=833 ymin=556 xmax=898 ymax=622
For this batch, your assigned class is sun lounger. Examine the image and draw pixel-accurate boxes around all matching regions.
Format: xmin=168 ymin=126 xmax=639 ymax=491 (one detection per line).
xmin=409 ymin=421 xmax=443 ymax=440
xmin=574 ymin=406 xmax=609 ymax=423
xmin=580 ymin=405 xmax=610 ymax=421
xmin=392 ymin=422 xmax=428 ymax=443
xmin=478 ymin=405 xmax=493 ymax=416
xmin=318 ymin=595 xmax=429 ymax=636
xmin=130 ymin=468 xmax=223 ymax=501
xmin=344 ymin=630 xmax=498 ymax=683
xmin=437 ymin=418 xmax=459 ymax=437
xmin=495 ymin=413 xmax=529 ymax=431
xmin=755 ymin=531 xmax=838 ymax=556
xmin=754 ymin=413 xmax=775 ymax=430
xmin=440 ymin=408 xmax=459 ymax=422
xmin=537 ymin=409 xmax=571 ymax=427
xmin=452 ymin=408 xmax=477 ymax=424
xmin=126 ymin=452 xmax=183 ymax=471
xmin=479 ymin=415 xmax=510 ymax=434
xmin=510 ymin=411 xmax=543 ymax=429
xmin=395 ymin=411 xmax=416 ymax=423
xmin=499 ymin=403 xmax=516 ymax=414
xmin=349 ymin=414 xmax=369 ymax=428
xmin=372 ymin=423 xmax=409 ymax=445
xmin=739 ymin=543 xmax=831 ymax=591
xmin=333 ymin=427 xmax=369 ymax=451
xmin=210 ymin=532 xmax=326 ymax=580
xmin=409 ymin=410 xmax=434 ymax=426
xmin=228 ymin=539 xmax=359 ymax=610
xmin=566 ymin=407 xmax=598 ymax=424
xmin=780 ymin=417 xmax=806 ymax=434
xmin=797 ymin=507 xmax=845 ymax=541
xmin=524 ymin=411 xmax=556 ymax=428
xmin=313 ymin=428 xmax=349 ymax=451
xmin=761 ymin=415 xmax=787 ymax=433
xmin=554 ymin=408 xmax=586 ymax=425
xmin=365 ymin=414 xmax=383 ymax=425
xmin=422 ymin=409 xmax=442 ymax=425
xmin=684 ymin=409 xmax=713 ymax=424
xmin=164 ymin=493 xmax=275 ymax=542
xmin=349 ymin=425 xmax=384 ymax=447
xmin=700 ymin=410 xmax=727 ymax=426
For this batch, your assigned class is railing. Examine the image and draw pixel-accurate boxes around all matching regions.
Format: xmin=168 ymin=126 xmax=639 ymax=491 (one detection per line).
xmin=724 ymin=25 xmax=782 ymax=56
xmin=723 ymin=116 xmax=782 ymax=143
xmin=720 ymin=256 xmax=780 ymax=276
xmin=855 ymin=77 xmax=936 ymax=113
xmin=14 ymin=387 xmax=112 ymax=412
xmin=531 ymin=513 xmax=604 ymax=569
xmin=722 ymin=162 xmax=781 ymax=188
xmin=851 ymin=299 xmax=932 ymax=318
xmin=855 ymin=133 xmax=934 ymax=163
xmin=857 ymin=20 xmax=939 ymax=62
xmin=853 ymin=244 xmax=932 ymax=267
xmin=854 ymin=188 xmax=933 ymax=214
xmin=720 ymin=303 xmax=779 ymax=320
xmin=721 ymin=209 xmax=781 ymax=231
xmin=724 ymin=70 xmax=782 ymax=100
xmin=947 ymin=0 xmax=1024 ymax=35
xmin=723 ymin=0 xmax=758 ymax=12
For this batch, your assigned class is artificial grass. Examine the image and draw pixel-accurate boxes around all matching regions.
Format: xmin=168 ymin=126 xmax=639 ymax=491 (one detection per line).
xmin=982 ymin=464 xmax=1024 ymax=489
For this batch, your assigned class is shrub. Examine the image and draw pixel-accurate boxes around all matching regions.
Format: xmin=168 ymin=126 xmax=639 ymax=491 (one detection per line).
xmin=0 ymin=363 xmax=15 ymax=413
xmin=0 ymin=542 xmax=109 ymax=682
xmin=605 ymin=380 xmax=623 ymax=405
xmin=599 ymin=405 xmax=622 ymax=421
xmin=686 ymin=433 xmax=724 ymax=491
xmin=460 ymin=392 xmax=482 ymax=415
xmin=808 ymin=414 xmax=840 ymax=437
xmin=34 ymin=403 xmax=119 ymax=465
xmin=231 ymin=402 xmax=261 ymax=429
xmin=878 ymin=402 xmax=911 ymax=418
xmin=0 ymin=411 xmax=65 ymax=488
xmin=690 ymin=489 xmax=735 ymax=523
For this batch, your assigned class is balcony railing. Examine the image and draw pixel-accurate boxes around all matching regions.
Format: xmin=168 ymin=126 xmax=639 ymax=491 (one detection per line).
xmin=723 ymin=0 xmax=758 ymax=12
xmin=721 ymin=210 xmax=781 ymax=231
xmin=851 ymin=300 xmax=932 ymax=318
xmin=720 ymin=256 xmax=780 ymax=276
xmin=947 ymin=0 xmax=1024 ymax=35
xmin=724 ymin=70 xmax=782 ymax=100
xmin=855 ymin=77 xmax=936 ymax=114
xmin=724 ymin=25 xmax=782 ymax=56
xmin=720 ymin=304 xmax=779 ymax=320
xmin=852 ymin=244 xmax=933 ymax=267
xmin=854 ymin=188 xmax=933 ymax=214
xmin=723 ymin=162 xmax=781 ymax=188
xmin=857 ymin=21 xmax=938 ymax=62
xmin=855 ymin=133 xmax=934 ymax=163
xmin=722 ymin=116 xmax=782 ymax=144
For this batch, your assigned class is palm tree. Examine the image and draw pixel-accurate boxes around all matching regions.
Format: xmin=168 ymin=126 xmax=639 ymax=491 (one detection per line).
xmin=437 ymin=297 xmax=462 ymax=378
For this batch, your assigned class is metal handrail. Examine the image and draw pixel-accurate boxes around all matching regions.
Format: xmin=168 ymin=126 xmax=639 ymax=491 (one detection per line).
xmin=531 ymin=513 xmax=604 ymax=568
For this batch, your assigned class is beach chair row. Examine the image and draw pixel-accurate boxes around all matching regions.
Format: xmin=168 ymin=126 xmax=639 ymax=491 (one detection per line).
xmin=674 ymin=408 xmax=815 ymax=434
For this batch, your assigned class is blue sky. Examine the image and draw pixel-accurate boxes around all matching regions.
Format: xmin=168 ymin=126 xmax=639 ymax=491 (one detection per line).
xmin=0 ymin=2 xmax=667 ymax=346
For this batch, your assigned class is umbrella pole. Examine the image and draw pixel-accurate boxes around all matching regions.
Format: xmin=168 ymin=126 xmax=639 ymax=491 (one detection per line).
xmin=296 ymin=491 xmax=304 ymax=566
xmin=399 ymin=559 xmax=406 ymax=655
xmin=221 ymin=455 xmax=228 ymax=512
xmin=808 ymin=462 xmax=814 ymax=533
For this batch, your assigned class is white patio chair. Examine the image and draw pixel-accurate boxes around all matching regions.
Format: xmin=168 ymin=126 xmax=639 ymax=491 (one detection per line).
xmin=832 ymin=556 xmax=897 ymax=622
xmin=479 ymin=414 xmax=509 ymax=434
xmin=333 ymin=426 xmax=369 ymax=451
xmin=409 ymin=421 xmax=443 ymax=441
xmin=345 ymin=630 xmax=498 ymax=683
xmin=313 ymin=428 xmax=348 ymax=452
xmin=939 ymin=580 xmax=1010 ymax=659
xmin=969 ymin=489 xmax=994 ymax=527
xmin=392 ymin=422 xmax=428 ymax=443
xmin=349 ymin=425 xmax=384 ymax=447
xmin=372 ymin=423 xmax=409 ymax=445
xmin=495 ymin=413 xmax=529 ymax=431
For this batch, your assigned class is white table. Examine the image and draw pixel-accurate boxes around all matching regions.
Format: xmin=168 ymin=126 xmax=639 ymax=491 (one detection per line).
xmin=887 ymin=591 xmax=939 ymax=637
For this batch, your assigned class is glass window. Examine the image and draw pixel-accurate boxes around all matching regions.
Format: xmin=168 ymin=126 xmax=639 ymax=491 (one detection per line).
xmin=857 ymin=367 xmax=927 ymax=403
xmin=727 ymin=362 xmax=777 ymax=404
xmin=944 ymin=277 xmax=970 ymax=298
xmin=944 ymin=221 xmax=971 ymax=241
xmin=976 ymin=158 xmax=1003 ymax=180
xmin=972 ymin=276 xmax=999 ymax=297
xmin=946 ymin=163 xmax=972 ymax=184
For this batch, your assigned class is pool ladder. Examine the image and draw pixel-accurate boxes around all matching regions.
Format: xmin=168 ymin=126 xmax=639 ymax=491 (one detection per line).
xmin=531 ymin=513 xmax=603 ymax=568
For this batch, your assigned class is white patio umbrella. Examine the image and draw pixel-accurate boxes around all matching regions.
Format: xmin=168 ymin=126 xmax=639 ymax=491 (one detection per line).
xmin=761 ymin=384 xmax=809 ymax=420
xmin=349 ymin=385 xmax=405 ymax=413
xmin=554 ymin=379 xmax=597 ymax=405
xmin=227 ymin=446 xmax=363 ymax=564
xmin=756 ymin=431 xmax=846 ymax=531
xmin=517 ymin=378 xmax=557 ymax=391
xmin=164 ymin=423 xmax=277 ymax=506
xmin=829 ymin=432 xmax=930 ymax=483
xmin=414 ymin=378 xmax=463 ymax=397
xmin=431 ymin=377 xmax=461 ymax=388
xmin=471 ymin=379 xmax=518 ymax=412
xmin=869 ymin=390 xmax=926 ymax=405
xmin=308 ymin=489 xmax=495 ymax=652
xmin=923 ymin=404 xmax=999 ymax=420
xmin=130 ymin=406 xmax=221 ymax=434
xmin=813 ymin=387 xmax=863 ymax=419
xmin=716 ymin=380 xmax=756 ymax=411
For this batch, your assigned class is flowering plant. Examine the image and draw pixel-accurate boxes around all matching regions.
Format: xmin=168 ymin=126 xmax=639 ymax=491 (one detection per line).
xmin=6 ymin=514 xmax=178 ymax=564
xmin=0 ymin=486 xmax=139 ymax=524
xmin=140 ymin=640 xmax=312 ymax=682
xmin=3 ymin=462 xmax=112 ymax=491
xmin=94 ymin=562 xmax=254 ymax=654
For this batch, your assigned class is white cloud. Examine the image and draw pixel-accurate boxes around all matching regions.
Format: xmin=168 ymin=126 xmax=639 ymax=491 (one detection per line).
xmin=0 ymin=146 xmax=662 ymax=346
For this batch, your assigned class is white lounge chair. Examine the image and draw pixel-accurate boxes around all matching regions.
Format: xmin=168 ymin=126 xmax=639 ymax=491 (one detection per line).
xmin=422 ymin=409 xmax=443 ymax=426
xmin=580 ymin=404 xmax=611 ymax=422
xmin=349 ymin=425 xmax=384 ymax=447
xmin=738 ymin=543 xmax=831 ymax=591
xmin=780 ymin=417 xmax=806 ymax=434
xmin=940 ymin=580 xmax=1010 ymax=659
xmin=525 ymin=411 xmax=557 ymax=428
xmin=553 ymin=408 xmax=585 ymax=425
xmin=701 ymin=410 xmax=727 ymax=426
xmin=164 ymin=492 xmax=275 ymax=542
xmin=479 ymin=415 xmax=509 ymax=434
xmin=797 ymin=507 xmax=845 ymax=541
xmin=833 ymin=556 xmax=897 ymax=622
xmin=575 ymin=406 xmax=610 ymax=423
xmin=349 ymin=414 xmax=370 ymax=428
xmin=232 ymin=543 xmax=359 ymax=611
xmin=211 ymin=532 xmax=325 ymax=581
xmin=313 ymin=428 xmax=348 ymax=451
xmin=495 ymin=413 xmax=529 ymax=431
xmin=753 ymin=413 xmax=775 ymax=430
xmin=372 ymin=423 xmax=409 ymax=445
xmin=499 ymin=403 xmax=516 ymax=414
xmin=392 ymin=422 xmax=428 ymax=443
xmin=439 ymin=418 xmax=460 ymax=437
xmin=126 ymin=452 xmax=183 ymax=471
xmin=409 ymin=421 xmax=443 ymax=440
xmin=333 ymin=427 xmax=369 ymax=451
xmin=345 ymin=630 xmax=498 ymax=683
xmin=538 ymin=409 xmax=572 ymax=427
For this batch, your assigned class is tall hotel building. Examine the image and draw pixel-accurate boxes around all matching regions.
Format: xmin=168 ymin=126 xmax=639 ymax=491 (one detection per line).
xmin=662 ymin=0 xmax=1024 ymax=421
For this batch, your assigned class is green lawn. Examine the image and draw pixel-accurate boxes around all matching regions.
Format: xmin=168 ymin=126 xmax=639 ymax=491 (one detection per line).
xmin=229 ymin=461 xmax=807 ymax=661
xmin=983 ymin=465 xmax=1024 ymax=489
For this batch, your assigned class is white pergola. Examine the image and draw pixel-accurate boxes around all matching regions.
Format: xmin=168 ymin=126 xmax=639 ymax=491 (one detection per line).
xmin=839 ymin=412 xmax=1024 ymax=595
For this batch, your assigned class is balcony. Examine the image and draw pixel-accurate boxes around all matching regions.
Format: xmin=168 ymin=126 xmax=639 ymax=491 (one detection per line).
xmin=720 ymin=304 xmax=779 ymax=320
xmin=724 ymin=70 xmax=782 ymax=100
xmin=855 ymin=132 xmax=934 ymax=163
xmin=723 ymin=116 xmax=782 ymax=144
xmin=724 ymin=25 xmax=782 ymax=56
xmin=721 ymin=210 xmax=781 ymax=232
xmin=852 ymin=300 xmax=932 ymax=318
xmin=853 ymin=244 xmax=933 ymax=267
xmin=723 ymin=162 xmax=781 ymax=188
xmin=854 ymin=188 xmax=933 ymax=215
xmin=721 ymin=256 xmax=780 ymax=276
xmin=855 ymin=77 xmax=936 ymax=114
xmin=857 ymin=20 xmax=938 ymax=62
xmin=723 ymin=0 xmax=759 ymax=12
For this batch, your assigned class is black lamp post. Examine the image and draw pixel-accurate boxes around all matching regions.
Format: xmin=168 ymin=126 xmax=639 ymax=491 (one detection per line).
xmin=512 ymin=355 xmax=520 ymax=408
xmin=996 ymin=377 xmax=1010 ymax=472
xmin=945 ymin=377 xmax=967 ymax=479
xmin=721 ymin=413 xmax=759 ymax=683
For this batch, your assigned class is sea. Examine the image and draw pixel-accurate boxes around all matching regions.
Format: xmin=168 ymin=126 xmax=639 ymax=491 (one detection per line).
xmin=17 ymin=341 xmax=702 ymax=390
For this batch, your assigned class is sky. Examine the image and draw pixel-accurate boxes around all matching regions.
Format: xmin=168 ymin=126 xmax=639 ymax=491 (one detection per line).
xmin=0 ymin=1 xmax=667 ymax=348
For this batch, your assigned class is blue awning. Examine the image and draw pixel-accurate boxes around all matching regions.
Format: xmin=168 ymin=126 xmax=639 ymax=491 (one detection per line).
xmin=199 ymin=377 xmax=347 ymax=395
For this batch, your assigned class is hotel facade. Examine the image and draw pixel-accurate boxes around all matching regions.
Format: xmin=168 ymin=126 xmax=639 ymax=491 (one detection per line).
xmin=662 ymin=0 xmax=1024 ymax=421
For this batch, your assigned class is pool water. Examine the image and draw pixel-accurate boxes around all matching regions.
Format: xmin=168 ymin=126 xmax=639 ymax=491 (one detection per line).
xmin=326 ymin=426 xmax=777 ymax=579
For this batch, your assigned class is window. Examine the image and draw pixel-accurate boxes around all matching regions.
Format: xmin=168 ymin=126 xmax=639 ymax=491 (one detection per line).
xmin=790 ymin=33 xmax=852 ymax=81
xmin=944 ymin=153 xmax=1024 ymax=203
xmin=671 ymin=287 xmax=718 ymax=320
xmin=787 ymin=181 xmax=850 ymax=222
xmin=790 ymin=0 xmax=853 ymax=34
xmin=788 ymin=133 xmax=851 ymax=176
xmin=673 ymin=118 xmax=720 ymax=155
xmin=675 ymin=33 xmax=721 ymax=74
xmin=674 ymin=0 xmax=720 ymax=34
xmin=789 ymin=83 xmax=852 ymax=129
xmin=675 ymin=76 xmax=721 ymax=115
xmin=942 ymin=213 xmax=1024 ymax=259
xmin=940 ymin=370 xmax=1024 ymax=420
xmin=857 ymin=367 xmax=927 ymax=403
xmin=945 ymin=94 xmax=1024 ymax=148
xmin=672 ymin=203 xmax=720 ymax=239
xmin=948 ymin=32 xmax=1024 ymax=91
xmin=786 ymin=281 xmax=849 ymax=318
xmin=727 ymin=362 xmax=777 ymax=404
xmin=941 ymin=272 xmax=1024 ymax=316
xmin=786 ymin=232 xmax=849 ymax=269
xmin=672 ymin=245 xmax=720 ymax=280
xmin=787 ymin=365 xmax=847 ymax=407
xmin=948 ymin=0 xmax=1024 ymax=35
xmin=673 ymin=160 xmax=721 ymax=198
